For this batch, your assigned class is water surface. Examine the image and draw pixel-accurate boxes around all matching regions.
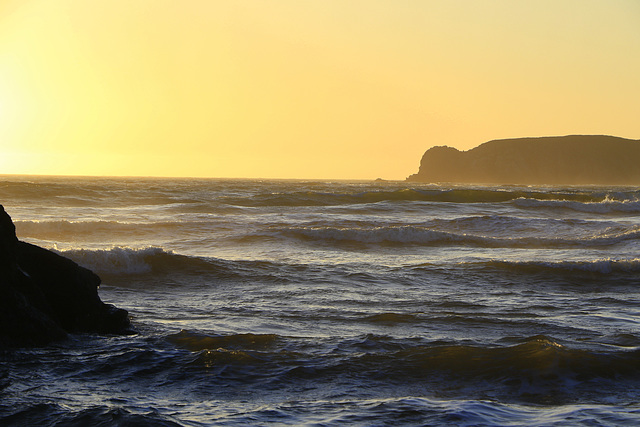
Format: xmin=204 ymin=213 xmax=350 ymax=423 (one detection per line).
xmin=2 ymin=177 xmax=640 ymax=425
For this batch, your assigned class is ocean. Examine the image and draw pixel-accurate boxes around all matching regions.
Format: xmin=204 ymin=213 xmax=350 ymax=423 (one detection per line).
xmin=1 ymin=176 xmax=640 ymax=426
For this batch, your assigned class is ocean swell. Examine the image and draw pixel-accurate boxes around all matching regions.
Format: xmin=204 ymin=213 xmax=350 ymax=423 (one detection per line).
xmin=166 ymin=331 xmax=640 ymax=401
xmin=279 ymin=225 xmax=640 ymax=248
xmin=513 ymin=197 xmax=640 ymax=214
xmin=216 ymin=188 xmax=633 ymax=207
xmin=482 ymin=258 xmax=640 ymax=275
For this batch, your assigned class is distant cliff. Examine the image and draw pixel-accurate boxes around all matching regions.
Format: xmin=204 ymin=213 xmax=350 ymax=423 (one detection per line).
xmin=406 ymin=135 xmax=640 ymax=185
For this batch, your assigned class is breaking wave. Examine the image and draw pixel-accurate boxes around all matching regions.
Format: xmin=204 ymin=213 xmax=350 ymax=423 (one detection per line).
xmin=55 ymin=247 xmax=285 ymax=282
xmin=56 ymin=247 xmax=217 ymax=276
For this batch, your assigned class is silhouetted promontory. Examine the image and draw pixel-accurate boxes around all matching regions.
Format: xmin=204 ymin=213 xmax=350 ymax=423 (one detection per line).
xmin=407 ymin=135 xmax=640 ymax=185
xmin=0 ymin=205 xmax=131 ymax=347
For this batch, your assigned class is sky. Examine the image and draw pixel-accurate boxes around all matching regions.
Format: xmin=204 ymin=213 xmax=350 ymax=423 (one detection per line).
xmin=1 ymin=0 xmax=639 ymax=180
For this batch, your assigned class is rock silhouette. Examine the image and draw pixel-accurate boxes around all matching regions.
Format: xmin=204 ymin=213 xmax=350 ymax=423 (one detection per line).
xmin=407 ymin=135 xmax=640 ymax=185
xmin=0 ymin=205 xmax=131 ymax=347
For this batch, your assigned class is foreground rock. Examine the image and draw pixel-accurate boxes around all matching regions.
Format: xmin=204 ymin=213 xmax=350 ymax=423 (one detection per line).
xmin=407 ymin=135 xmax=640 ymax=185
xmin=0 ymin=205 xmax=131 ymax=347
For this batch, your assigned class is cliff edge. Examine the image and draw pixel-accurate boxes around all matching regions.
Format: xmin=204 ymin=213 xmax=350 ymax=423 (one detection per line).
xmin=406 ymin=135 xmax=640 ymax=185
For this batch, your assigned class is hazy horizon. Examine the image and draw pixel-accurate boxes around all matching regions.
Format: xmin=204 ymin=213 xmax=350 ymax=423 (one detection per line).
xmin=2 ymin=1 xmax=639 ymax=180
xmin=4 ymin=133 xmax=639 ymax=183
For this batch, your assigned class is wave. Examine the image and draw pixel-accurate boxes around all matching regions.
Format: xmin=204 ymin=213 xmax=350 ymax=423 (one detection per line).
xmin=218 ymin=188 xmax=619 ymax=207
xmin=427 ymin=215 xmax=626 ymax=239
xmin=278 ymin=225 xmax=640 ymax=248
xmin=408 ymin=258 xmax=640 ymax=278
xmin=432 ymin=214 xmax=603 ymax=230
xmin=347 ymin=335 xmax=640 ymax=397
xmin=363 ymin=313 xmax=421 ymax=324
xmin=14 ymin=219 xmax=208 ymax=239
xmin=4 ymin=178 xmax=639 ymax=210
xmin=1 ymin=178 xmax=202 ymax=205
xmin=191 ymin=396 xmax=640 ymax=426
xmin=168 ymin=330 xmax=280 ymax=351
xmin=513 ymin=197 xmax=640 ymax=213
xmin=482 ymin=258 xmax=640 ymax=275
xmin=12 ymin=398 xmax=639 ymax=427
xmin=0 ymin=180 xmax=104 ymax=200
xmin=55 ymin=247 xmax=289 ymax=283
xmin=16 ymin=219 xmax=154 ymax=237
xmin=56 ymin=246 xmax=219 ymax=276
xmin=17 ymin=215 xmax=636 ymax=252
xmin=0 ymin=403 xmax=181 ymax=427
xmin=170 ymin=331 xmax=640 ymax=392
xmin=45 ymin=246 xmax=640 ymax=289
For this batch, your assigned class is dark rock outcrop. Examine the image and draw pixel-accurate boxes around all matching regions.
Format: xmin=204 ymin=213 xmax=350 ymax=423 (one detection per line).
xmin=407 ymin=135 xmax=640 ymax=185
xmin=0 ymin=205 xmax=131 ymax=347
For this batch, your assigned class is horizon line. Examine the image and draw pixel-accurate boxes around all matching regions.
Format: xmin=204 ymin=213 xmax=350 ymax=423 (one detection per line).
xmin=0 ymin=173 xmax=405 ymax=182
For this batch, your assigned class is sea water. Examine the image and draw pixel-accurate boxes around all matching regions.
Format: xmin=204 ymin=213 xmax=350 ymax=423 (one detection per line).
xmin=1 ymin=176 xmax=640 ymax=426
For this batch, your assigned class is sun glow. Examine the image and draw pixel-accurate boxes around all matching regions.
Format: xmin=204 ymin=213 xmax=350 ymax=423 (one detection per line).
xmin=0 ymin=69 xmax=30 ymax=174
xmin=1 ymin=0 xmax=639 ymax=179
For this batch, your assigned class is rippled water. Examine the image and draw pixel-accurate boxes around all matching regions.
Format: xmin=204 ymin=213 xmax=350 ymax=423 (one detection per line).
xmin=2 ymin=176 xmax=640 ymax=425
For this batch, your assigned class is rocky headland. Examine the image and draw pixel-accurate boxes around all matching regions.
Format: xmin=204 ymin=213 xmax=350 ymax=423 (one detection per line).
xmin=407 ymin=135 xmax=640 ymax=185
xmin=0 ymin=205 xmax=131 ymax=347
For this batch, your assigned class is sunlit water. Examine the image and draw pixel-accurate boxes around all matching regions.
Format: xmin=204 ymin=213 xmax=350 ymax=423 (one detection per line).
xmin=2 ymin=176 xmax=640 ymax=426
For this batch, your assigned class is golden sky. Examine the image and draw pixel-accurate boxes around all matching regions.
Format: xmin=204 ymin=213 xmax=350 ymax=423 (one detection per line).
xmin=1 ymin=0 xmax=639 ymax=179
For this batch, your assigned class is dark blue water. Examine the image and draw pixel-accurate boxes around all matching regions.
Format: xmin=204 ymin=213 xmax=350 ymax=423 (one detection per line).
xmin=2 ymin=176 xmax=640 ymax=425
